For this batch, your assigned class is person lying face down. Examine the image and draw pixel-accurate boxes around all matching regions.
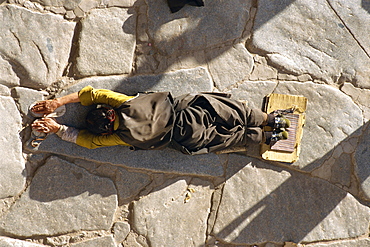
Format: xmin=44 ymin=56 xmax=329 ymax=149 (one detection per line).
xmin=31 ymin=86 xmax=290 ymax=155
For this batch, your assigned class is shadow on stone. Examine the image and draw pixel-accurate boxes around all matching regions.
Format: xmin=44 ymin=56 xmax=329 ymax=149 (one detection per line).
xmin=362 ymin=0 xmax=370 ymax=13
xmin=211 ymin=121 xmax=370 ymax=244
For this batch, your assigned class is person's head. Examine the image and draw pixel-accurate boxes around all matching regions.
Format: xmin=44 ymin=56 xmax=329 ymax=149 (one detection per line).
xmin=85 ymin=106 xmax=116 ymax=135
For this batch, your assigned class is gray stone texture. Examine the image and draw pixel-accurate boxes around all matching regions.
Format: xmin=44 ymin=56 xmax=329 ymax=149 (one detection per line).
xmin=305 ymin=239 xmax=370 ymax=247
xmin=0 ymin=95 xmax=25 ymax=199
xmin=0 ymin=5 xmax=75 ymax=89
xmin=70 ymin=235 xmax=116 ymax=247
xmin=132 ymin=178 xmax=214 ymax=246
xmin=0 ymin=156 xmax=117 ymax=237
xmin=252 ymin=0 xmax=370 ymax=89
xmin=355 ymin=122 xmax=370 ymax=198
xmin=74 ymin=7 xmax=136 ymax=77
xmin=206 ymin=44 xmax=254 ymax=91
xmin=0 ymin=237 xmax=46 ymax=246
xmin=1 ymin=0 xmax=370 ymax=246
xmin=146 ymin=0 xmax=252 ymax=55
xmin=212 ymin=156 xmax=370 ymax=244
xmin=273 ymin=81 xmax=363 ymax=170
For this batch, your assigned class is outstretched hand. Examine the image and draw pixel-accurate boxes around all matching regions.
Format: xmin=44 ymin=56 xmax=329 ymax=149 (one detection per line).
xmin=31 ymin=118 xmax=61 ymax=133
xmin=31 ymin=99 xmax=59 ymax=116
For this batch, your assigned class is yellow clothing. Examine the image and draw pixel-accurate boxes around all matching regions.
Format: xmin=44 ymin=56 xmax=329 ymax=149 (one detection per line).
xmin=76 ymin=86 xmax=134 ymax=149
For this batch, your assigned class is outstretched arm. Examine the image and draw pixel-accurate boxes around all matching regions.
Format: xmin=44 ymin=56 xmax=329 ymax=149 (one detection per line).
xmin=31 ymin=92 xmax=80 ymax=116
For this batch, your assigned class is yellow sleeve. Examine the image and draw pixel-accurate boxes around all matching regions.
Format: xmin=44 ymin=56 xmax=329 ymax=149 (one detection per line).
xmin=76 ymin=129 xmax=130 ymax=149
xmin=78 ymin=85 xmax=134 ymax=108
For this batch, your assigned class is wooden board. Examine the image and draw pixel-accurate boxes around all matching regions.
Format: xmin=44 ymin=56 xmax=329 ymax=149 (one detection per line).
xmin=260 ymin=93 xmax=308 ymax=163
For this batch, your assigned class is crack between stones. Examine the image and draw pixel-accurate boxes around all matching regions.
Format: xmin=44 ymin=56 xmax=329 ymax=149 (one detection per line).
xmin=326 ymin=0 xmax=370 ymax=60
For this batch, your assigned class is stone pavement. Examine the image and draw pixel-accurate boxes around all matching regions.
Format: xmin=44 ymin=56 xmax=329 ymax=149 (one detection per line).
xmin=0 ymin=0 xmax=370 ymax=246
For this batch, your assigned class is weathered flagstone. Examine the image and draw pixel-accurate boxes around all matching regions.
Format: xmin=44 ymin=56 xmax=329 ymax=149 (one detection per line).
xmin=0 ymin=56 xmax=20 ymax=87
xmin=0 ymin=95 xmax=25 ymax=199
xmin=273 ymin=81 xmax=363 ymax=170
xmin=355 ymin=122 xmax=370 ymax=199
xmin=0 ymin=237 xmax=46 ymax=247
xmin=12 ymin=87 xmax=47 ymax=122
xmin=206 ymin=44 xmax=254 ymax=91
xmin=74 ymin=160 xmax=151 ymax=201
xmin=70 ymin=235 xmax=116 ymax=247
xmin=212 ymin=155 xmax=370 ymax=244
xmin=0 ymin=85 xmax=11 ymax=96
xmin=61 ymin=67 xmax=213 ymax=98
xmin=0 ymin=5 xmax=75 ymax=89
xmin=132 ymin=177 xmax=214 ymax=246
xmin=252 ymin=0 xmax=370 ymax=88
xmin=146 ymin=0 xmax=252 ymax=55
xmin=341 ymin=82 xmax=370 ymax=122
xmin=31 ymin=135 xmax=225 ymax=177
xmin=74 ymin=7 xmax=136 ymax=77
xmin=304 ymin=238 xmax=370 ymax=247
xmin=0 ymin=156 xmax=117 ymax=237
xmin=113 ymin=221 xmax=130 ymax=243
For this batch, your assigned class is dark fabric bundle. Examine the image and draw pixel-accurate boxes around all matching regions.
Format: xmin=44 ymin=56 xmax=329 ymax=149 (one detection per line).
xmin=167 ymin=0 xmax=204 ymax=13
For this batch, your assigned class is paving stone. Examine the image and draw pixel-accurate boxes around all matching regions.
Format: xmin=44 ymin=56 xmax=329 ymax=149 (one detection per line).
xmin=74 ymin=7 xmax=136 ymax=77
xmin=12 ymin=87 xmax=47 ymax=122
xmin=252 ymin=0 xmax=370 ymax=88
xmin=304 ymin=238 xmax=370 ymax=247
xmin=212 ymin=156 xmax=370 ymax=244
xmin=33 ymin=135 xmax=225 ymax=176
xmin=132 ymin=177 xmax=214 ymax=246
xmin=0 ymin=56 xmax=20 ymax=87
xmin=0 ymin=156 xmax=117 ymax=237
xmin=0 ymin=237 xmax=46 ymax=246
xmin=146 ymin=0 xmax=252 ymax=55
xmin=113 ymin=221 xmax=130 ymax=243
xmin=0 ymin=84 xmax=11 ymax=96
xmin=62 ymin=67 xmax=212 ymax=98
xmin=355 ymin=122 xmax=370 ymax=199
xmin=0 ymin=96 xmax=25 ymax=199
xmin=74 ymin=160 xmax=151 ymax=201
xmin=31 ymin=0 xmax=81 ymax=10
xmin=273 ymin=81 xmax=363 ymax=171
xmin=341 ymin=83 xmax=370 ymax=122
xmin=70 ymin=235 xmax=116 ymax=247
xmin=0 ymin=5 xmax=75 ymax=89
xmin=206 ymin=44 xmax=254 ymax=91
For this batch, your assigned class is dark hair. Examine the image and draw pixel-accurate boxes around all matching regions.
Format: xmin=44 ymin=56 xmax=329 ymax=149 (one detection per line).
xmin=85 ymin=106 xmax=115 ymax=135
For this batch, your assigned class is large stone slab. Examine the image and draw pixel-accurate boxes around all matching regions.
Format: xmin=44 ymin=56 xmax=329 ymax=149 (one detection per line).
xmin=273 ymin=81 xmax=363 ymax=170
xmin=355 ymin=122 xmax=370 ymax=198
xmin=206 ymin=44 xmax=254 ymax=91
xmin=0 ymin=56 xmax=20 ymax=87
xmin=61 ymin=66 xmax=213 ymax=98
xmin=252 ymin=0 xmax=370 ymax=88
xmin=70 ymin=236 xmax=116 ymax=247
xmin=0 ymin=5 xmax=75 ymax=89
xmin=0 ymin=237 xmax=46 ymax=246
xmin=341 ymin=83 xmax=370 ymax=122
xmin=212 ymin=156 xmax=370 ymax=244
xmin=0 ymin=96 xmax=25 ymax=199
xmin=131 ymin=177 xmax=214 ymax=246
xmin=146 ymin=0 xmax=252 ymax=55
xmin=74 ymin=7 xmax=136 ymax=77
xmin=0 ymin=156 xmax=117 ymax=237
xmin=304 ymin=238 xmax=370 ymax=247
xmin=31 ymin=135 xmax=225 ymax=177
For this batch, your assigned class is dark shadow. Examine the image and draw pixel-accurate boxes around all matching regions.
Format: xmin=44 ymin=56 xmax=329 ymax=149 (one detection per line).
xmin=362 ymin=0 xmax=370 ymax=13
xmin=120 ymin=0 xmax=295 ymax=91
xmin=28 ymin=156 xmax=116 ymax=202
xmin=210 ymin=121 xmax=370 ymax=244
